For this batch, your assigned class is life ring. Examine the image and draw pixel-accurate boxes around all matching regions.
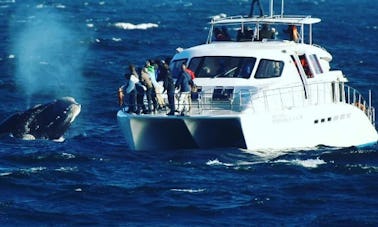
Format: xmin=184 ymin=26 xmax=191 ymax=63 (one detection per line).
xmin=118 ymin=88 xmax=124 ymax=107
xmin=354 ymin=102 xmax=366 ymax=112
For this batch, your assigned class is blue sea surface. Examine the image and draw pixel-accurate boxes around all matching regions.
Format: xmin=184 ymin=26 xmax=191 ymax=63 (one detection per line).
xmin=0 ymin=0 xmax=377 ymax=225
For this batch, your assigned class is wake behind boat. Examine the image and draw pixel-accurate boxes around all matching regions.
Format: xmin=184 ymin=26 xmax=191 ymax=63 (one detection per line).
xmin=117 ymin=0 xmax=378 ymax=151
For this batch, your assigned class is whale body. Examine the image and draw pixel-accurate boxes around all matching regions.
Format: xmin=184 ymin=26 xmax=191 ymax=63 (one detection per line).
xmin=0 ymin=97 xmax=81 ymax=140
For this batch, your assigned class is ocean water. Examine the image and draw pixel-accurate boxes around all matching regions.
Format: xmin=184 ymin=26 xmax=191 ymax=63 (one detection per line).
xmin=0 ymin=0 xmax=377 ymax=225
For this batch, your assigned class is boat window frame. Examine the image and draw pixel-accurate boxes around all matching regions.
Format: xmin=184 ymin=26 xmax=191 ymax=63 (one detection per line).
xmin=308 ymin=54 xmax=323 ymax=74
xmin=299 ymin=55 xmax=313 ymax=78
xmin=254 ymin=59 xmax=284 ymax=79
xmin=187 ymin=56 xmax=257 ymax=79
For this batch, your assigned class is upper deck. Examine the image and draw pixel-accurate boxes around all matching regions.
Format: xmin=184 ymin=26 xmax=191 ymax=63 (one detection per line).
xmin=207 ymin=0 xmax=321 ymax=45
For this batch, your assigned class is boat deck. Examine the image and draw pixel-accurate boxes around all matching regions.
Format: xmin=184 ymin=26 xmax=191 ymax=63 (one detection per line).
xmin=119 ymin=82 xmax=375 ymax=125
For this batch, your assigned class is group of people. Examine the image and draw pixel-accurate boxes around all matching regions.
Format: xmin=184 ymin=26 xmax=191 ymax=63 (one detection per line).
xmin=119 ymin=60 xmax=196 ymax=116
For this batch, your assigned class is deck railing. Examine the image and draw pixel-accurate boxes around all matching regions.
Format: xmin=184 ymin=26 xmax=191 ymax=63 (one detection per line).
xmin=122 ymin=82 xmax=375 ymax=125
xmin=186 ymin=82 xmax=375 ymax=124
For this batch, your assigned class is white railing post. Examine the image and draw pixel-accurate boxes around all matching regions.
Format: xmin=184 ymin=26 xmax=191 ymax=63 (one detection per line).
xmin=281 ymin=0 xmax=284 ymax=17
xmin=347 ymin=86 xmax=351 ymax=104
xmin=353 ymin=89 xmax=356 ymax=104
xmin=270 ymin=0 xmax=274 ymax=17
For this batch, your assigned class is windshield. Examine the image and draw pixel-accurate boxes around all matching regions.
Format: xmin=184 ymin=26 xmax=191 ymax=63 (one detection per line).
xmin=181 ymin=56 xmax=257 ymax=79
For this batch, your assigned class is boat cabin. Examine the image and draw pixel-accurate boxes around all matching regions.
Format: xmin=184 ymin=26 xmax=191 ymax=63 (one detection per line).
xmin=168 ymin=9 xmax=351 ymax=113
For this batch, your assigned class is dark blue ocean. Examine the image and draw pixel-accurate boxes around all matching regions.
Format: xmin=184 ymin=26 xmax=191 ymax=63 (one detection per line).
xmin=0 ymin=0 xmax=377 ymax=225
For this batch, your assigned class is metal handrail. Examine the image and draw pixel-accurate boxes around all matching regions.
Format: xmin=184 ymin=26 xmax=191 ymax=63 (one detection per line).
xmin=121 ymin=82 xmax=375 ymax=125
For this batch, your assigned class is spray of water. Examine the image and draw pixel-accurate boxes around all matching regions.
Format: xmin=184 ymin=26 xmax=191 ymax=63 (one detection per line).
xmin=10 ymin=5 xmax=88 ymax=107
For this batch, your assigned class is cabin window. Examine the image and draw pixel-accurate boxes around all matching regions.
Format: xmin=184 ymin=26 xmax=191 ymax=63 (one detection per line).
xmin=308 ymin=54 xmax=323 ymax=74
xmin=170 ymin=59 xmax=188 ymax=78
xmin=188 ymin=56 xmax=256 ymax=79
xmin=254 ymin=59 xmax=284 ymax=79
xmin=299 ymin=55 xmax=313 ymax=78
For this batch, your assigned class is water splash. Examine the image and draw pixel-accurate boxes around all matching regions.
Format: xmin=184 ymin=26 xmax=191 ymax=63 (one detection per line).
xmin=10 ymin=5 xmax=88 ymax=107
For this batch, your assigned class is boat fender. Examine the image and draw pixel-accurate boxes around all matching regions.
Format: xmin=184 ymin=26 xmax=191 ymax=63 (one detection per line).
xmin=118 ymin=87 xmax=124 ymax=107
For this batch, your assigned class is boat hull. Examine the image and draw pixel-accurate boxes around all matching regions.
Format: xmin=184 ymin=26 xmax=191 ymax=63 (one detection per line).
xmin=117 ymin=111 xmax=247 ymax=150
xmin=117 ymin=103 xmax=378 ymax=151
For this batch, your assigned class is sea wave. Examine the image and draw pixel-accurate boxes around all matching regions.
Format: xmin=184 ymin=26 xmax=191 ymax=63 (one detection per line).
xmin=170 ymin=188 xmax=205 ymax=193
xmin=114 ymin=22 xmax=158 ymax=30
xmin=273 ymin=157 xmax=327 ymax=168
xmin=206 ymin=158 xmax=261 ymax=168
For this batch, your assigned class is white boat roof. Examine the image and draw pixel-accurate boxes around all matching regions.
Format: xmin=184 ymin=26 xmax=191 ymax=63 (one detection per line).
xmin=176 ymin=41 xmax=332 ymax=62
xmin=211 ymin=15 xmax=321 ymax=26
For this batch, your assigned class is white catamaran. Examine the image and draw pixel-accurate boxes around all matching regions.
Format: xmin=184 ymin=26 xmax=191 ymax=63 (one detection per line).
xmin=117 ymin=0 xmax=378 ymax=151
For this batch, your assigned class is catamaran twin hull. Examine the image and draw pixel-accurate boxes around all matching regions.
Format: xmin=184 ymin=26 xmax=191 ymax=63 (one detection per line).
xmin=117 ymin=102 xmax=378 ymax=151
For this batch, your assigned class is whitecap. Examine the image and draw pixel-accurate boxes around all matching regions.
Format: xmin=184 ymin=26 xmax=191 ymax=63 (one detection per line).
xmin=114 ymin=22 xmax=158 ymax=30
xmin=55 ymin=166 xmax=78 ymax=172
xmin=206 ymin=159 xmax=233 ymax=167
xmin=0 ymin=0 xmax=16 ymax=3
xmin=21 ymin=167 xmax=47 ymax=173
xmin=274 ymin=157 xmax=326 ymax=168
xmin=292 ymin=158 xmax=326 ymax=168
xmin=112 ymin=37 xmax=122 ymax=42
xmin=170 ymin=188 xmax=205 ymax=193
xmin=55 ymin=4 xmax=66 ymax=9
xmin=0 ymin=172 xmax=12 ymax=176
xmin=61 ymin=152 xmax=76 ymax=159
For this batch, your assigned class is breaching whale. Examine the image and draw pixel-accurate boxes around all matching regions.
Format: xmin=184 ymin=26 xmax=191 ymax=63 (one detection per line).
xmin=0 ymin=97 xmax=81 ymax=140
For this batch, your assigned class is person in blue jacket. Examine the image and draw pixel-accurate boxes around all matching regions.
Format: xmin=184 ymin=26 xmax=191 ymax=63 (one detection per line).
xmin=175 ymin=63 xmax=194 ymax=116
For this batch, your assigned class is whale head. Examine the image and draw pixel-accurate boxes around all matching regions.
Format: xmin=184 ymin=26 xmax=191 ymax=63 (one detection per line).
xmin=0 ymin=97 xmax=81 ymax=140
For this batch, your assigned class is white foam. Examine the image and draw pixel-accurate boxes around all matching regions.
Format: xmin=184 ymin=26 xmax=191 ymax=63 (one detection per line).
xmin=61 ymin=152 xmax=76 ymax=159
xmin=112 ymin=37 xmax=122 ymax=42
xmin=0 ymin=172 xmax=12 ymax=176
xmin=206 ymin=159 xmax=233 ymax=167
xmin=0 ymin=0 xmax=16 ymax=3
xmin=274 ymin=157 xmax=326 ymax=168
xmin=170 ymin=188 xmax=205 ymax=193
xmin=55 ymin=166 xmax=78 ymax=172
xmin=114 ymin=22 xmax=158 ymax=30
xmin=22 ymin=167 xmax=47 ymax=173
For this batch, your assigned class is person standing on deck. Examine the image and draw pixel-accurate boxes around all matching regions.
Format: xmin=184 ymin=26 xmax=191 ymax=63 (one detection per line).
xmin=175 ymin=63 xmax=194 ymax=116
xmin=160 ymin=62 xmax=176 ymax=115
xmin=249 ymin=0 xmax=264 ymax=17
xmin=119 ymin=64 xmax=139 ymax=114
xmin=140 ymin=67 xmax=154 ymax=114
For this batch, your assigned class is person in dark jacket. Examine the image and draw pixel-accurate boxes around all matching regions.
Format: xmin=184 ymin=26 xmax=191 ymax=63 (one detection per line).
xmin=160 ymin=62 xmax=175 ymax=115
